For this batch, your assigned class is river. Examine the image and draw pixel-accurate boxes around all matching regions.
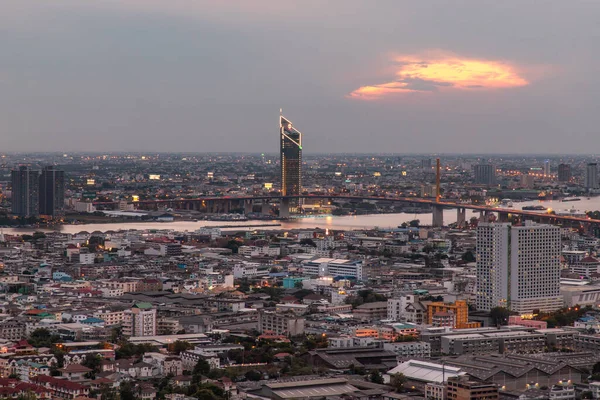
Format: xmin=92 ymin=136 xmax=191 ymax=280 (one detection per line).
xmin=3 ymin=197 xmax=600 ymax=235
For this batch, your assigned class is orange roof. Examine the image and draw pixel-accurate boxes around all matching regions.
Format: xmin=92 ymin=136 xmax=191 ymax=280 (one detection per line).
xmin=25 ymin=309 xmax=46 ymax=315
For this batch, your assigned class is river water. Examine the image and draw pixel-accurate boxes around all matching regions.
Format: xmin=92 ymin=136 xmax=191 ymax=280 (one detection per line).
xmin=3 ymin=197 xmax=600 ymax=235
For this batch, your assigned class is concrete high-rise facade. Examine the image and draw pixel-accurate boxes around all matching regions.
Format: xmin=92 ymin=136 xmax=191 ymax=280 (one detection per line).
xmin=123 ymin=303 xmax=157 ymax=337
xmin=473 ymin=164 xmax=496 ymax=185
xmin=280 ymin=113 xmax=302 ymax=210
xmin=586 ymin=163 xmax=598 ymax=189
xmin=39 ymin=166 xmax=65 ymax=217
xmin=476 ymin=222 xmax=562 ymax=315
xmin=557 ymin=163 xmax=571 ymax=182
xmin=11 ymin=166 xmax=40 ymax=217
xmin=476 ymin=223 xmax=510 ymax=312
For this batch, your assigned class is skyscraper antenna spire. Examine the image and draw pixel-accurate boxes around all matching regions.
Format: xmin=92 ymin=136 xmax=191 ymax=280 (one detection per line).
xmin=280 ymin=108 xmax=282 ymax=115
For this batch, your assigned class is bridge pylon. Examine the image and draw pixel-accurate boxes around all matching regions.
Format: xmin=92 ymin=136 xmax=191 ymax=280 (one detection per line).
xmin=456 ymin=208 xmax=466 ymax=227
xmin=279 ymin=198 xmax=290 ymax=218
xmin=432 ymin=204 xmax=444 ymax=227
xmin=261 ymin=200 xmax=271 ymax=215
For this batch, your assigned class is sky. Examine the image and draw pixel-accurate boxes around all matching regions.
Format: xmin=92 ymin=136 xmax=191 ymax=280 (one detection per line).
xmin=2 ymin=1 xmax=600 ymax=154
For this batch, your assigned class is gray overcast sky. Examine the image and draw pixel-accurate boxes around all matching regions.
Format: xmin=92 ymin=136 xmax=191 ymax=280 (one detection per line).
xmin=1 ymin=1 xmax=600 ymax=154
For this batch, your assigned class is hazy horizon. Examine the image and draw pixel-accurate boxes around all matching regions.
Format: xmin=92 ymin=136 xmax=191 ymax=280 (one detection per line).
xmin=3 ymin=1 xmax=600 ymax=154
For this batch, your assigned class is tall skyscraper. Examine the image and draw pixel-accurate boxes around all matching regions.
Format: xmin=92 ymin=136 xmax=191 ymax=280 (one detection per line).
xmin=39 ymin=166 xmax=65 ymax=217
xmin=11 ymin=166 xmax=40 ymax=217
xmin=280 ymin=112 xmax=302 ymax=209
xmin=543 ymin=159 xmax=550 ymax=177
xmin=473 ymin=164 xmax=496 ymax=185
xmin=586 ymin=163 xmax=598 ymax=189
xmin=476 ymin=222 xmax=562 ymax=315
xmin=557 ymin=163 xmax=572 ymax=182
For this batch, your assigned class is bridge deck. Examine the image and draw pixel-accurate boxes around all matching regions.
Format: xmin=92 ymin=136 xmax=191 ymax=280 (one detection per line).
xmin=92 ymin=195 xmax=599 ymax=225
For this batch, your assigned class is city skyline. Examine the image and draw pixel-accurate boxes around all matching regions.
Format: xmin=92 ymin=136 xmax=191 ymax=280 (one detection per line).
xmin=2 ymin=1 xmax=600 ymax=154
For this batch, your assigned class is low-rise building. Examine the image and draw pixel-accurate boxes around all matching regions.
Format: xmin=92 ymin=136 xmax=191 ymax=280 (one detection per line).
xmin=16 ymin=360 xmax=51 ymax=382
xmin=232 ymin=264 xmax=270 ymax=279
xmin=353 ymin=301 xmax=388 ymax=321
xmin=442 ymin=353 xmax=586 ymax=391
xmin=0 ymin=321 xmax=27 ymax=341
xmin=386 ymin=360 xmax=465 ymax=392
xmin=32 ymin=375 xmax=90 ymax=399
xmin=258 ymin=311 xmax=305 ymax=336
xmin=384 ymin=341 xmax=431 ymax=359
xmin=302 ymin=258 xmax=364 ymax=280
xmin=446 ymin=376 xmax=499 ymax=400
xmin=427 ymin=300 xmax=480 ymax=330
xmin=549 ymin=382 xmax=575 ymax=400
xmin=441 ymin=334 xmax=498 ymax=356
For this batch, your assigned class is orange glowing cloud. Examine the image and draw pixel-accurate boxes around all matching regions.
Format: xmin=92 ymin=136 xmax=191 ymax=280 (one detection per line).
xmin=349 ymin=53 xmax=529 ymax=100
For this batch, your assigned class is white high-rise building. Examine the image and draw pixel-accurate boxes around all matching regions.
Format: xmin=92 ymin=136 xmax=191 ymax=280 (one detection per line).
xmin=476 ymin=223 xmax=510 ymax=312
xmin=387 ymin=294 xmax=418 ymax=321
xmin=476 ymin=222 xmax=562 ymax=315
xmin=543 ymin=160 xmax=550 ymax=177
xmin=586 ymin=163 xmax=598 ymax=189
xmin=122 ymin=303 xmax=157 ymax=337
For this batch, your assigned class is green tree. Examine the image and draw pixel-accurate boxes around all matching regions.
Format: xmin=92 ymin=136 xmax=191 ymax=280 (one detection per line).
xmin=82 ymin=354 xmax=102 ymax=378
xmin=29 ymin=328 xmax=60 ymax=348
xmin=409 ymin=219 xmax=420 ymax=228
xmin=349 ymin=363 xmax=366 ymax=376
xmin=97 ymin=385 xmax=118 ymax=400
xmin=394 ymin=335 xmax=417 ymax=343
xmin=490 ymin=307 xmax=511 ymax=326
xmin=369 ymin=370 xmax=384 ymax=384
xmin=422 ymin=244 xmax=435 ymax=254
xmin=300 ymin=238 xmax=317 ymax=247
xmin=303 ymin=334 xmax=328 ymax=350
xmin=390 ymin=373 xmax=407 ymax=392
xmin=587 ymin=211 xmax=600 ymax=220
xmin=51 ymin=349 xmax=66 ymax=369
xmin=32 ymin=231 xmax=46 ymax=241
xmin=461 ymin=250 xmax=476 ymax=263
xmin=16 ymin=392 xmax=37 ymax=400
xmin=110 ymin=327 xmax=122 ymax=343
xmin=225 ymin=240 xmax=241 ymax=254
xmin=171 ymin=340 xmax=194 ymax=355
xmin=245 ymin=370 xmax=262 ymax=381
xmin=119 ymin=382 xmax=135 ymax=400
xmin=237 ymin=278 xmax=250 ymax=293
xmin=194 ymin=389 xmax=220 ymax=400
xmin=115 ymin=341 xmax=158 ymax=359
xmin=193 ymin=383 xmax=225 ymax=399
xmin=293 ymin=289 xmax=315 ymax=300
xmin=193 ymin=358 xmax=211 ymax=376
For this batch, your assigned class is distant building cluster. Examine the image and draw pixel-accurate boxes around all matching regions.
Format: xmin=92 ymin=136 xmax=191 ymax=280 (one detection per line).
xmin=1 ymin=123 xmax=600 ymax=399
xmin=11 ymin=166 xmax=65 ymax=218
